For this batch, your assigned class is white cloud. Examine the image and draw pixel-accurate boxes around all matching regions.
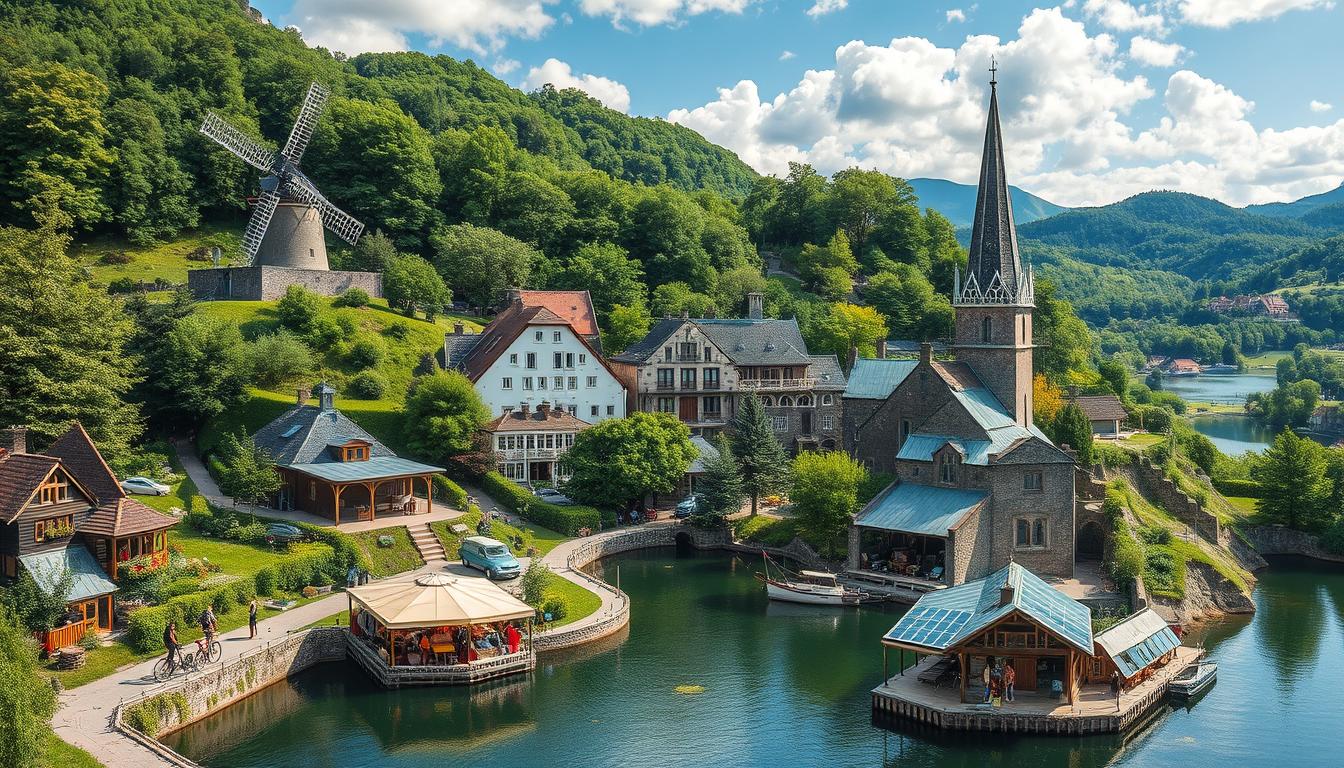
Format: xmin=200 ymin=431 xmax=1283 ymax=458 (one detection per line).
xmin=1311 ymin=100 xmax=1334 ymax=112
xmin=1128 ymin=36 xmax=1185 ymax=66
xmin=287 ymin=0 xmax=554 ymax=55
xmin=946 ymin=9 xmax=967 ymax=23
xmin=1176 ymin=0 xmax=1335 ymax=27
xmin=1082 ymin=0 xmax=1165 ymax=32
xmin=521 ymin=58 xmax=632 ymax=113
xmin=493 ymin=58 xmax=522 ymax=75
xmin=667 ymin=7 xmax=1344 ymax=207
xmin=807 ymin=0 xmax=847 ymax=16
xmin=780 ymin=50 xmax=796 ymax=61
xmin=577 ymin=0 xmax=753 ymax=27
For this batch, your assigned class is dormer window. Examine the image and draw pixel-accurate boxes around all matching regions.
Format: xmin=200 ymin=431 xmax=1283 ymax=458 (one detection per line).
xmin=938 ymin=453 xmax=958 ymax=484
xmin=334 ymin=440 xmax=371 ymax=462
xmin=37 ymin=473 xmax=71 ymax=505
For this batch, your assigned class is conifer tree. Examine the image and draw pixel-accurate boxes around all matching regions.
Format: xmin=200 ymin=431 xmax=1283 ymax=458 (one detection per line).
xmin=697 ymin=434 xmax=744 ymax=518
xmin=730 ymin=393 xmax=789 ymax=516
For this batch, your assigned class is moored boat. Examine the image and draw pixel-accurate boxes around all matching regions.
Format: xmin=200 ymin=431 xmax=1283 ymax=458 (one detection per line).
xmin=758 ymin=553 xmax=864 ymax=606
xmin=1168 ymin=659 xmax=1217 ymax=699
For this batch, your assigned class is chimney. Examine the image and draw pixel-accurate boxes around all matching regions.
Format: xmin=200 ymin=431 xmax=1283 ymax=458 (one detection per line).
xmin=846 ymin=345 xmax=858 ymax=372
xmin=296 ymin=387 xmax=311 ymax=406
xmin=538 ymin=401 xmax=551 ymax=416
xmin=1 ymin=425 xmax=28 ymax=454
xmin=999 ymin=580 xmax=1015 ymax=607
xmin=453 ymin=321 xmax=465 ymax=336
xmin=747 ymin=291 xmax=764 ymax=320
xmin=506 ymin=287 xmax=522 ymax=306
xmin=681 ymin=309 xmax=690 ymax=320
xmin=919 ymin=341 xmax=933 ymax=366
xmin=876 ymin=339 xmax=888 ymax=359
xmin=316 ymin=382 xmax=336 ymax=412
xmin=519 ymin=402 xmax=530 ymax=415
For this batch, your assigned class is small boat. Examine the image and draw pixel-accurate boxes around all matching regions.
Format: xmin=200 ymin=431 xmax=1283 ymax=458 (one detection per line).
xmin=758 ymin=553 xmax=863 ymax=606
xmin=1201 ymin=363 xmax=1239 ymax=375
xmin=1168 ymin=659 xmax=1217 ymax=699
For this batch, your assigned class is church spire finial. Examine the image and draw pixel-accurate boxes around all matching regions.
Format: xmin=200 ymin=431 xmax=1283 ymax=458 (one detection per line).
xmin=989 ymin=56 xmax=997 ymax=87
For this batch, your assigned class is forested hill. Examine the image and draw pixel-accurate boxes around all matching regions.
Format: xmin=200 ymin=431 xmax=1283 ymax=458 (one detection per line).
xmin=908 ymin=177 xmax=1067 ymax=226
xmin=1246 ymin=182 xmax=1344 ymax=218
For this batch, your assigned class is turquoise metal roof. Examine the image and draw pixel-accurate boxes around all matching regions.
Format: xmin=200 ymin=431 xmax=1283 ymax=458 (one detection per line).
xmin=20 ymin=545 xmax=118 ymax=602
xmin=951 ymin=387 xmax=1017 ymax=429
xmin=1094 ymin=608 xmax=1181 ymax=679
xmin=287 ymin=456 xmax=445 ymax=482
xmin=883 ymin=562 xmax=1094 ymax=654
xmin=854 ymin=482 xmax=986 ymax=536
xmin=843 ymin=359 xmax=917 ymax=400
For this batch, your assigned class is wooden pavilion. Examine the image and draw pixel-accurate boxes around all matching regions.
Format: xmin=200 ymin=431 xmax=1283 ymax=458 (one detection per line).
xmin=251 ymin=384 xmax=444 ymax=524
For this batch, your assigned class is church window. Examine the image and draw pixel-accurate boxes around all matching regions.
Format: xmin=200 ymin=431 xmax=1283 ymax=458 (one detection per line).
xmin=1015 ymin=517 xmax=1048 ymax=549
xmin=981 ymin=317 xmax=993 ymax=343
xmin=1024 ymin=471 xmax=1042 ymax=492
xmin=938 ymin=454 xmax=957 ymax=484
xmin=900 ymin=419 xmax=912 ymax=446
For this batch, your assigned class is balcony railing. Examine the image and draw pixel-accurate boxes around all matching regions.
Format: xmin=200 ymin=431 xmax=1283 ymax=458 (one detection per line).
xmin=680 ymin=381 xmax=697 ymax=391
xmin=740 ymin=377 xmax=816 ymax=390
xmin=681 ymin=413 xmax=726 ymax=425
xmin=495 ymin=447 xmax=565 ymax=461
xmin=655 ymin=382 xmax=675 ymax=391
xmin=702 ymin=381 xmax=721 ymax=390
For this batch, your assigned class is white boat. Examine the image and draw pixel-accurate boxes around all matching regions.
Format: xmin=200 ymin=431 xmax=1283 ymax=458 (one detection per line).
xmin=1168 ymin=659 xmax=1217 ymax=699
xmin=758 ymin=554 xmax=864 ymax=606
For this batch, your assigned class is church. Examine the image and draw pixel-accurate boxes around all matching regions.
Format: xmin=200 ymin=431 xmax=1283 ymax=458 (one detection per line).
xmin=843 ymin=73 xmax=1077 ymax=586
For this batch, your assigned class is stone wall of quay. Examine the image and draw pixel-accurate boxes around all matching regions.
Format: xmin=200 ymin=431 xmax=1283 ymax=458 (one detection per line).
xmin=114 ymin=628 xmax=347 ymax=760
xmin=1242 ymin=524 xmax=1344 ymax=564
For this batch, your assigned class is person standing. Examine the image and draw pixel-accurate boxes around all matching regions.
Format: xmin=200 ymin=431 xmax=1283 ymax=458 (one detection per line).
xmin=505 ymin=623 xmax=522 ymax=654
xmin=1004 ymin=662 xmax=1016 ymax=703
xmin=248 ymin=599 xmax=258 ymax=639
xmin=981 ymin=660 xmax=992 ymax=703
xmin=200 ymin=605 xmax=217 ymax=646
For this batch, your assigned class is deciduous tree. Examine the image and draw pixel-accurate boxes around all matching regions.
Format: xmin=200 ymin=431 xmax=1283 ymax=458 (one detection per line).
xmin=1255 ymin=430 xmax=1331 ymax=531
xmin=562 ymin=413 xmax=696 ymax=509
xmin=217 ymin=432 xmax=282 ymax=506
xmin=0 ymin=606 xmax=57 ymax=768
xmin=384 ymin=253 xmax=452 ymax=319
xmin=402 ymin=371 xmax=490 ymax=463
xmin=791 ymin=451 xmax=867 ymax=557
xmin=429 ymin=223 xmax=536 ymax=311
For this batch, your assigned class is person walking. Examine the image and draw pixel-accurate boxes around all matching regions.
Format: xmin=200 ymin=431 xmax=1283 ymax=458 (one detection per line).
xmin=248 ymin=599 xmax=258 ymax=639
xmin=1004 ymin=662 xmax=1016 ymax=702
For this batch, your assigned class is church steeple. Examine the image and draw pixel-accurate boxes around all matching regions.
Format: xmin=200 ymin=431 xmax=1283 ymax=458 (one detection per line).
xmin=955 ymin=61 xmax=1033 ymax=308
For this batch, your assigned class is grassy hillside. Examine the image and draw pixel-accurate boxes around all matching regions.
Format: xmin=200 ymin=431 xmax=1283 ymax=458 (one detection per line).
xmin=72 ymin=223 xmax=242 ymax=288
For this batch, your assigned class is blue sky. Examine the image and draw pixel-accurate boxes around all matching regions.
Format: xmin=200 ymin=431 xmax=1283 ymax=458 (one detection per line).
xmin=249 ymin=1 xmax=1344 ymax=207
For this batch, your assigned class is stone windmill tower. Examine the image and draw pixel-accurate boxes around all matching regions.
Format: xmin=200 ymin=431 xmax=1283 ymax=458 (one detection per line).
xmin=199 ymin=83 xmax=364 ymax=269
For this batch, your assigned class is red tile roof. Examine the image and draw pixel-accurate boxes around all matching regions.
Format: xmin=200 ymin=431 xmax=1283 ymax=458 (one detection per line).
xmin=453 ymin=301 xmax=622 ymax=386
xmin=485 ymin=407 xmax=592 ymax=433
xmin=518 ymin=290 xmax=599 ymax=339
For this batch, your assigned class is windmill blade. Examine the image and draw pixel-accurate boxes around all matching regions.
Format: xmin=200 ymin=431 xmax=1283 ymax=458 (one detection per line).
xmin=240 ymin=190 xmax=281 ymax=265
xmin=200 ymin=112 xmax=274 ymax=173
xmin=281 ymin=82 xmax=330 ymax=166
xmin=284 ymin=173 xmax=364 ymax=246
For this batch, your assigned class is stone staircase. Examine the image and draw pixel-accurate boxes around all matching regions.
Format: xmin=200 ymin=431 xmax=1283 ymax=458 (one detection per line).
xmin=409 ymin=523 xmax=447 ymax=563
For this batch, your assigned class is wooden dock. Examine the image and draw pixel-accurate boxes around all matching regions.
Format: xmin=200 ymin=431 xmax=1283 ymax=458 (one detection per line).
xmin=346 ymin=632 xmax=534 ymax=688
xmin=871 ymin=646 xmax=1200 ymax=735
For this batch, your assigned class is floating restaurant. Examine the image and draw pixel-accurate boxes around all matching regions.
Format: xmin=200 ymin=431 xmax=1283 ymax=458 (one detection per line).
xmin=345 ymin=572 xmax=536 ymax=688
xmin=874 ymin=563 xmax=1196 ymax=734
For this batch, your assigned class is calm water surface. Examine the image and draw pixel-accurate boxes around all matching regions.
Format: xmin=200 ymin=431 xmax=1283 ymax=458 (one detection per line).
xmin=1159 ymin=374 xmax=1278 ymax=454
xmin=1159 ymin=373 xmax=1276 ymax=404
xmin=163 ymin=552 xmax=1344 ymax=768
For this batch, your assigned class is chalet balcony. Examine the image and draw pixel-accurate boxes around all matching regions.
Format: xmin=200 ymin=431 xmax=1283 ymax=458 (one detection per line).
xmin=739 ymin=377 xmax=816 ymax=390
xmin=682 ymin=413 xmax=726 ymax=425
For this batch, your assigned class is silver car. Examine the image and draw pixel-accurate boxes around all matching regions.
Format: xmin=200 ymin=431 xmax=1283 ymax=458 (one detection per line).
xmin=121 ymin=476 xmax=171 ymax=496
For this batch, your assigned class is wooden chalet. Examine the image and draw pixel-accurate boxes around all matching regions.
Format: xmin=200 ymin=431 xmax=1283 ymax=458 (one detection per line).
xmin=0 ymin=424 xmax=177 ymax=652
xmin=252 ymin=384 xmax=444 ymax=524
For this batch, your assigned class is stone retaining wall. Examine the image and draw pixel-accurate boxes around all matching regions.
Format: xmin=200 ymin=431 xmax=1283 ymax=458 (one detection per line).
xmin=115 ymin=628 xmax=347 ymax=755
xmin=1129 ymin=458 xmax=1222 ymax=542
xmin=1242 ymin=525 xmax=1344 ymax=564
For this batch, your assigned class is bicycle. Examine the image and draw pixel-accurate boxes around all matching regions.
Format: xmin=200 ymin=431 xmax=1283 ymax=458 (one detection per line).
xmin=192 ymin=635 xmax=222 ymax=666
xmin=152 ymin=646 xmax=199 ymax=682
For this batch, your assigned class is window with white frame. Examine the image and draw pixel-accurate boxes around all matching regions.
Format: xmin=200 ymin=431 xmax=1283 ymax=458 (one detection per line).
xmin=586 ymin=376 xmax=597 ymax=388
xmin=822 ymin=394 xmax=833 ymax=405
xmin=568 ymin=376 xmax=577 ymax=390
xmin=606 ymin=405 xmax=615 ymax=415
xmin=538 ymin=377 xmax=548 ymax=390
xmin=553 ymin=331 xmax=562 ymax=342
xmin=553 ymin=376 xmax=564 ymax=389
xmin=773 ymin=416 xmax=788 ymax=432
xmin=526 ymin=352 xmax=536 ymax=369
xmin=509 ymin=353 xmax=518 ymax=365
xmin=554 ymin=352 xmax=563 ymax=369
xmin=565 ymin=352 xmax=575 ymax=368
xmin=821 ymin=415 xmax=833 ymax=431
xmin=1015 ymin=518 xmax=1048 ymax=549
xmin=591 ymin=405 xmax=599 ymax=417
xmin=567 ymin=405 xmax=577 ymax=415
xmin=502 ymin=377 xmax=513 ymax=389
xmin=579 ymin=354 xmax=586 ymax=364
xmin=523 ymin=377 xmax=534 ymax=390
xmin=535 ymin=331 xmax=543 ymax=341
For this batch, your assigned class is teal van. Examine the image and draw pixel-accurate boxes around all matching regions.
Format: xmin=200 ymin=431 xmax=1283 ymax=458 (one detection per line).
xmin=460 ymin=536 xmax=522 ymax=580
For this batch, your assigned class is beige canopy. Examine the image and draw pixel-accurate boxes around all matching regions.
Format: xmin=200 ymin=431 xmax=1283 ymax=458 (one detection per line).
xmin=348 ymin=573 xmax=534 ymax=629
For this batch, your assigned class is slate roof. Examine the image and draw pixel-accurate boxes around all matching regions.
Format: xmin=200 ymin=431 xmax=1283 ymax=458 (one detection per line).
xmin=854 ymin=482 xmax=986 ymax=536
xmin=609 ymin=318 xmax=684 ymax=363
xmin=687 ymin=435 xmax=719 ymax=474
xmin=882 ymin=562 xmax=1094 ymax=654
xmin=1071 ymin=394 xmax=1128 ymax=422
xmin=696 ymin=318 xmax=812 ymax=366
xmin=844 ymin=358 xmax=918 ymax=400
xmin=20 ymin=544 xmax=118 ymax=601
xmin=966 ymin=77 xmax=1023 ymax=296
xmin=286 ymin=456 xmax=445 ymax=483
xmin=807 ymin=355 xmax=848 ymax=390
xmin=253 ymin=402 xmax=397 ymax=468
xmin=485 ymin=407 xmax=591 ymax=433
xmin=1094 ymin=608 xmax=1181 ymax=680
xmin=0 ymin=452 xmax=60 ymax=523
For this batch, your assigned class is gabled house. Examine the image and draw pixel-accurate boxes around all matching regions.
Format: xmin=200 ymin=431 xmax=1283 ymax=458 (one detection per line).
xmin=252 ymin=384 xmax=444 ymax=524
xmin=487 ymin=401 xmax=591 ymax=484
xmin=1068 ymin=394 xmax=1128 ymax=437
xmin=513 ymin=289 xmax=603 ymax=353
xmin=0 ymin=424 xmax=177 ymax=652
xmin=442 ymin=295 xmax=627 ymax=423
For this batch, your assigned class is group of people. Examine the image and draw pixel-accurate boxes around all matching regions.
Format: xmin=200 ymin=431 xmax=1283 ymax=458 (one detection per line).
xmin=980 ymin=657 xmax=1017 ymax=705
xmin=161 ymin=604 xmax=222 ymax=672
xmin=398 ymin=622 xmax=525 ymax=666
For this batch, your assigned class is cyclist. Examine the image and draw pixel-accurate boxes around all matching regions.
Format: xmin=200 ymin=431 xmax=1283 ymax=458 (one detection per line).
xmin=200 ymin=605 xmax=218 ymax=649
xmin=163 ymin=620 xmax=179 ymax=672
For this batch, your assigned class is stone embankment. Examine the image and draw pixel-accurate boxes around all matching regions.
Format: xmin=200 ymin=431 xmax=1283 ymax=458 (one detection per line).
xmin=1241 ymin=524 xmax=1344 ymax=564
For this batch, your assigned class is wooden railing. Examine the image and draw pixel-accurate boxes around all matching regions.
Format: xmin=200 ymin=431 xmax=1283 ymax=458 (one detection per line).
xmin=42 ymin=619 xmax=92 ymax=653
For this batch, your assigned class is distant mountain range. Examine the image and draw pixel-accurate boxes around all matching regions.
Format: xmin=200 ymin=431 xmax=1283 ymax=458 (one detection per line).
xmin=1245 ymin=182 xmax=1344 ymax=218
xmin=908 ymin=177 xmax=1069 ymax=227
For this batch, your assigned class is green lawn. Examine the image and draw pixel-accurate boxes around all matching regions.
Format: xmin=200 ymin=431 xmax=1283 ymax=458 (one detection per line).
xmin=431 ymin=508 xmax=569 ymax=560
xmin=1121 ymin=432 xmax=1165 ymax=449
xmin=732 ymin=515 xmax=802 ymax=547
xmin=303 ymin=609 xmax=350 ymax=630
xmin=349 ymin=528 xmax=424 ymax=579
xmin=1113 ymin=480 xmax=1250 ymax=593
xmin=72 ymin=223 xmax=241 ymax=287
xmin=41 ymin=731 xmax=103 ymax=768
xmin=170 ymin=522 xmax=305 ymax=578
xmin=542 ymin=573 xmax=602 ymax=629
xmin=1224 ymin=496 xmax=1263 ymax=523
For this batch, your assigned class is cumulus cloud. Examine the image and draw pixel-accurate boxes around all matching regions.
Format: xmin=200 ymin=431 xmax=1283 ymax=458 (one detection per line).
xmin=577 ymin=0 xmax=753 ymax=27
xmin=780 ymin=50 xmax=796 ymax=61
xmin=287 ymin=0 xmax=554 ymax=55
xmin=1128 ymin=36 xmax=1185 ymax=66
xmin=946 ymin=9 xmax=967 ymax=23
xmin=807 ymin=0 xmax=848 ymax=16
xmin=522 ymin=58 xmax=632 ymax=113
xmin=1082 ymin=0 xmax=1165 ymax=32
xmin=667 ymin=7 xmax=1344 ymax=206
xmin=1311 ymin=100 xmax=1334 ymax=113
xmin=1176 ymin=0 xmax=1336 ymax=27
xmin=493 ymin=58 xmax=522 ymax=75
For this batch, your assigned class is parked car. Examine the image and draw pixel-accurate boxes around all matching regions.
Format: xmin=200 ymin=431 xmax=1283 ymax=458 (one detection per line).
xmin=534 ymin=487 xmax=575 ymax=506
xmin=460 ymin=536 xmax=522 ymax=580
xmin=674 ymin=493 xmax=705 ymax=519
xmin=121 ymin=476 xmax=171 ymax=496
xmin=265 ymin=523 xmax=305 ymax=545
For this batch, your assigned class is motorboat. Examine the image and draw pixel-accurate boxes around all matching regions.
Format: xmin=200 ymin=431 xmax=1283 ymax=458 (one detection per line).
xmin=1168 ymin=659 xmax=1217 ymax=699
xmin=758 ymin=553 xmax=864 ymax=606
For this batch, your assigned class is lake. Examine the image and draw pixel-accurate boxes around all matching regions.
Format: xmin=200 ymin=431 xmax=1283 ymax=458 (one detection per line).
xmin=1158 ymin=373 xmax=1278 ymax=453
xmin=1186 ymin=413 xmax=1277 ymax=455
xmin=162 ymin=551 xmax=1344 ymax=768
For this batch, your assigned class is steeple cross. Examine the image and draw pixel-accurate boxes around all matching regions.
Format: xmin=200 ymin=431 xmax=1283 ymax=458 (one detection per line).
xmin=989 ymin=56 xmax=998 ymax=86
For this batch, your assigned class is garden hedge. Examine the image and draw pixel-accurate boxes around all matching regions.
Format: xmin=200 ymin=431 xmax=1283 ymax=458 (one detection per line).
xmin=1213 ymin=478 xmax=1263 ymax=498
xmin=479 ymin=471 xmax=615 ymax=534
xmin=125 ymin=579 xmax=257 ymax=653
xmin=432 ymin=475 xmax=468 ymax=508
xmin=252 ymin=543 xmax=338 ymax=596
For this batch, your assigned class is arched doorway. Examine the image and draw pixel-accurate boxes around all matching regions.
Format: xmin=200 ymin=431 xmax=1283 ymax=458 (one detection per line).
xmin=1077 ymin=521 xmax=1104 ymax=560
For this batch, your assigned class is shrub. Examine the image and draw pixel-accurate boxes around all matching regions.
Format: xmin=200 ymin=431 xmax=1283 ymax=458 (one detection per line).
xmin=276 ymin=285 xmax=321 ymax=332
xmin=99 ymin=249 xmax=132 ymax=265
xmin=1214 ymin=478 xmax=1263 ymax=498
xmin=254 ymin=568 xmax=277 ymax=597
xmin=521 ymin=561 xmax=551 ymax=607
xmin=539 ymin=597 xmax=568 ymax=623
xmin=345 ymin=334 xmax=386 ymax=370
xmin=376 ymin=535 xmax=393 ymax=548
xmin=332 ymin=287 xmax=370 ymax=308
xmin=164 ymin=578 xmax=201 ymax=599
xmin=432 ymin=475 xmax=468 ymax=508
xmin=1139 ymin=525 xmax=1173 ymax=545
xmin=1321 ymin=519 xmax=1344 ymax=555
xmin=1110 ymin=529 xmax=1145 ymax=586
xmin=347 ymin=370 xmax=387 ymax=400
xmin=305 ymin=314 xmax=344 ymax=350
xmin=124 ymin=580 xmax=257 ymax=653
xmin=480 ymin=471 xmax=613 ymax=534
xmin=222 ymin=522 xmax=268 ymax=544
xmin=246 ymin=330 xmax=314 ymax=388
xmin=107 ymin=277 xmax=139 ymax=294
xmin=383 ymin=320 xmax=410 ymax=340
xmin=79 ymin=627 xmax=99 ymax=650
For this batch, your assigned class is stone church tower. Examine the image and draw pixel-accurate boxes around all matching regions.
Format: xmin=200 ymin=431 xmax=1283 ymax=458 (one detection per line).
xmin=953 ymin=69 xmax=1036 ymax=427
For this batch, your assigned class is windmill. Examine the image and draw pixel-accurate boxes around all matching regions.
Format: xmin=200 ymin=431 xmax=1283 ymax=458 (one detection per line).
xmin=199 ymin=83 xmax=364 ymax=268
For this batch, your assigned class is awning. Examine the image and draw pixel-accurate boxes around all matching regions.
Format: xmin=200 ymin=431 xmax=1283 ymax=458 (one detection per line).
xmin=285 ymin=456 xmax=445 ymax=483
xmin=347 ymin=573 xmax=534 ymax=629
xmin=854 ymin=482 xmax=987 ymax=537
xmin=20 ymin=544 xmax=118 ymax=602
